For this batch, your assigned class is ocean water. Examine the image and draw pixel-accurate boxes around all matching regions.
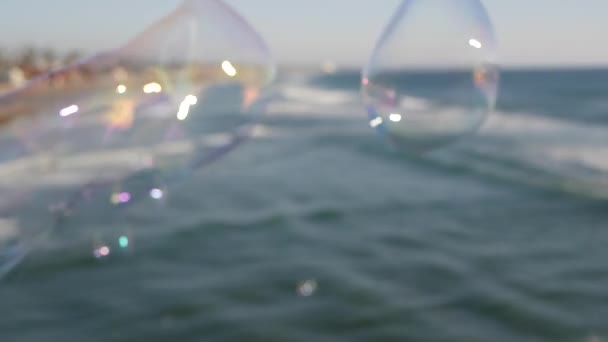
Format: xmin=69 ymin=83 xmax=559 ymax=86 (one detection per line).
xmin=1 ymin=68 xmax=608 ymax=341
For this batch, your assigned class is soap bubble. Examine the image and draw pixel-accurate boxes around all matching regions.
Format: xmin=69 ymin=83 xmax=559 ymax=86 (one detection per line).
xmin=362 ymin=0 xmax=499 ymax=153
xmin=0 ymin=0 xmax=274 ymax=277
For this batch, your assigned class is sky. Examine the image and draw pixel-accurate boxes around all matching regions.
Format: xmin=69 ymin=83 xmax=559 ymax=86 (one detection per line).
xmin=0 ymin=0 xmax=606 ymax=68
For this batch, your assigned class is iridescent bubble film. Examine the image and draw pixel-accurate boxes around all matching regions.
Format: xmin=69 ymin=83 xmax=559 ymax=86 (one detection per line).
xmin=362 ymin=0 xmax=499 ymax=154
xmin=0 ymin=0 xmax=275 ymax=276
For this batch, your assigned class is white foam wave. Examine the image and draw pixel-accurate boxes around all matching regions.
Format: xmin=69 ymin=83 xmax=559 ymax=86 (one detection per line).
xmin=481 ymin=110 xmax=605 ymax=137
xmin=269 ymin=85 xmax=608 ymax=181
xmin=266 ymin=85 xmax=608 ymax=182
xmin=279 ymin=86 xmax=359 ymax=106
xmin=399 ymin=96 xmax=432 ymax=111
xmin=265 ymin=85 xmax=362 ymax=117
xmin=481 ymin=111 xmax=608 ymax=168
xmin=266 ymin=101 xmax=362 ymax=117
xmin=463 ymin=110 xmax=608 ymax=195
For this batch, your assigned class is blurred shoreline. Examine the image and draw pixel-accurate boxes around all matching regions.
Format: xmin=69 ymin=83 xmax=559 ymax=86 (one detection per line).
xmin=0 ymin=47 xmax=86 ymax=92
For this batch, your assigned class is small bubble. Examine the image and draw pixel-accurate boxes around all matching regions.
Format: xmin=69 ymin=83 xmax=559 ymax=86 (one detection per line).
xmin=150 ymin=188 xmax=164 ymax=200
xmin=297 ymin=280 xmax=318 ymax=297
xmin=116 ymin=84 xmax=127 ymax=94
xmin=119 ymin=192 xmax=131 ymax=203
xmin=111 ymin=192 xmax=132 ymax=205
xmin=118 ymin=236 xmax=129 ymax=249
xmin=94 ymin=246 xmax=111 ymax=259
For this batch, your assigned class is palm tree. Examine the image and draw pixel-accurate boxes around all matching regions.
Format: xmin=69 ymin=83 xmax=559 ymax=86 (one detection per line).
xmin=64 ymin=51 xmax=82 ymax=65
xmin=42 ymin=48 xmax=57 ymax=68
xmin=19 ymin=47 xmax=37 ymax=67
xmin=0 ymin=49 xmax=8 ymax=70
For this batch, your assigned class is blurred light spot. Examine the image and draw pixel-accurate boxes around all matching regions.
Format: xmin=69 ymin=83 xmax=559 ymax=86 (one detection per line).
xmin=116 ymin=84 xmax=127 ymax=94
xmin=389 ymin=113 xmax=402 ymax=122
xmin=150 ymin=188 xmax=164 ymax=200
xmin=177 ymin=103 xmax=190 ymax=121
xmin=119 ymin=192 xmax=131 ymax=203
xmin=185 ymin=94 xmax=198 ymax=105
xmin=111 ymin=192 xmax=131 ymax=204
xmin=119 ymin=236 xmax=129 ymax=248
xmin=177 ymin=95 xmax=197 ymax=121
xmin=362 ymin=78 xmax=369 ymax=86
xmin=94 ymin=246 xmax=111 ymax=258
xmin=60 ymin=105 xmax=79 ymax=117
xmin=297 ymin=280 xmax=318 ymax=297
xmin=222 ymin=60 xmax=237 ymax=77
xmin=143 ymin=82 xmax=163 ymax=94
xmin=469 ymin=38 xmax=482 ymax=49
xmin=370 ymin=117 xmax=383 ymax=128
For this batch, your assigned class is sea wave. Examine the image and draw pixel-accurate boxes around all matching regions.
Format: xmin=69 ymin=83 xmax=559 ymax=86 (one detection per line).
xmin=279 ymin=86 xmax=358 ymax=106
xmin=435 ymin=109 xmax=608 ymax=198
xmin=267 ymin=84 xmax=608 ymax=190
xmin=270 ymin=82 xmax=608 ymax=197
xmin=264 ymin=85 xmax=361 ymax=117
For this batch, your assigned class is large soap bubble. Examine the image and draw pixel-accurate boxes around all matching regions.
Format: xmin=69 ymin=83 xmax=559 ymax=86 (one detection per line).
xmin=362 ymin=0 xmax=499 ymax=154
xmin=0 ymin=0 xmax=275 ymax=277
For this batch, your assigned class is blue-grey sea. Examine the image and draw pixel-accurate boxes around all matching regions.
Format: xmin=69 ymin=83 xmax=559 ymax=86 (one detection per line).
xmin=2 ymin=68 xmax=608 ymax=341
